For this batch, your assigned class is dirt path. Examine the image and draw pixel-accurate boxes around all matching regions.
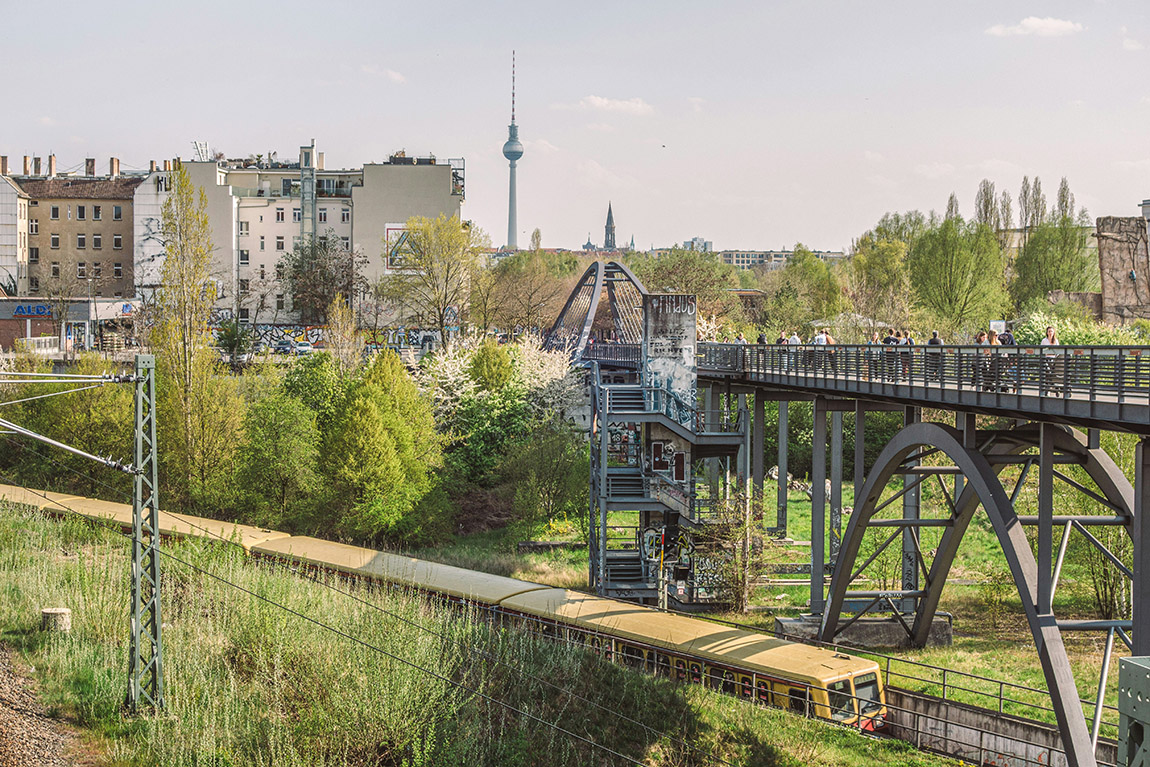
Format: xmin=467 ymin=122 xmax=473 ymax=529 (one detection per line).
xmin=0 ymin=646 xmax=98 ymax=767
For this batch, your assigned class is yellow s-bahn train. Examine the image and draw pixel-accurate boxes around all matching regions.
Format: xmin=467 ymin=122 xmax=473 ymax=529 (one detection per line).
xmin=0 ymin=485 xmax=886 ymax=731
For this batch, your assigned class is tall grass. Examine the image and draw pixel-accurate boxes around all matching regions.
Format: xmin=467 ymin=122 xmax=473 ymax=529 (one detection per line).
xmin=0 ymin=503 xmax=951 ymax=766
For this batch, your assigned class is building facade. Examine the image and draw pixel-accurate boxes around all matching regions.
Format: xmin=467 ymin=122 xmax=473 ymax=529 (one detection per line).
xmin=16 ymin=167 xmax=142 ymax=301
xmin=0 ymin=165 xmax=30 ymax=296
xmin=719 ymin=248 xmax=846 ymax=270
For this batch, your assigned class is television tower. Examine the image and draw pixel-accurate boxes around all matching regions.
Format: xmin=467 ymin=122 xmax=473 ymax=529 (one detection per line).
xmin=502 ymin=51 xmax=524 ymax=250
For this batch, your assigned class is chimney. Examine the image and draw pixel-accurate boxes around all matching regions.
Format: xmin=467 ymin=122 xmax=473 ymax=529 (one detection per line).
xmin=23 ymin=156 xmax=31 ymax=175
xmin=109 ymin=157 xmax=120 ymax=178
xmin=163 ymin=160 xmax=171 ymax=172
xmin=85 ymin=158 xmax=95 ymax=176
xmin=149 ymin=160 xmax=157 ymax=172
xmin=317 ymin=151 xmax=325 ymax=170
xmin=0 ymin=157 xmax=7 ymax=176
xmin=33 ymin=157 xmax=41 ymax=175
xmin=48 ymin=155 xmax=56 ymax=178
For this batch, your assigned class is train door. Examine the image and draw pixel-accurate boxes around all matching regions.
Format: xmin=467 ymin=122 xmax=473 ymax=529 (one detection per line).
xmin=738 ymin=674 xmax=754 ymax=701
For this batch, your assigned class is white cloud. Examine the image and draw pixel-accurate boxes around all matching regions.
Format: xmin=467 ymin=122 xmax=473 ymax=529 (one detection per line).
xmin=360 ymin=65 xmax=406 ymax=83
xmin=39 ymin=116 xmax=57 ymax=127
xmin=552 ymin=95 xmax=654 ymax=115
xmin=687 ymin=97 xmax=705 ymax=113
xmin=1123 ymin=37 xmax=1144 ymax=51
xmin=985 ymin=17 xmax=1084 ymax=37
xmin=1115 ymin=158 xmax=1150 ymax=172
xmin=914 ymin=162 xmax=956 ymax=179
xmin=526 ymin=138 xmax=559 ymax=153
xmin=863 ymin=150 xmax=884 ymax=163
xmin=585 ymin=123 xmax=616 ymax=133
xmin=577 ymin=159 xmax=638 ymax=189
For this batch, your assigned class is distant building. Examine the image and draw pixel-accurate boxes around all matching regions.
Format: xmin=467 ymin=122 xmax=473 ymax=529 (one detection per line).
xmin=604 ymin=203 xmax=616 ymax=250
xmin=0 ymin=162 xmax=30 ymax=296
xmin=15 ymin=161 xmax=143 ymax=302
xmin=1141 ymin=198 xmax=1149 ymax=225
xmin=719 ymin=248 xmax=846 ymax=270
xmin=683 ymin=236 xmax=712 ymax=252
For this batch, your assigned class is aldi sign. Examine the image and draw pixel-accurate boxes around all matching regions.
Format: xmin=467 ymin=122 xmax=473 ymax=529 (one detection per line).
xmin=13 ymin=304 xmax=52 ymax=317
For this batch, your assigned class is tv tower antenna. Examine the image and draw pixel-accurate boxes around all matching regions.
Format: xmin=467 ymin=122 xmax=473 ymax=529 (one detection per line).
xmin=502 ymin=50 xmax=524 ymax=250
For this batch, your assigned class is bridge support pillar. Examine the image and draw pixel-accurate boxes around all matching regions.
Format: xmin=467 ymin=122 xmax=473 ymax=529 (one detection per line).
xmin=831 ymin=410 xmax=843 ymax=562
xmin=811 ymin=397 xmax=827 ymax=614
xmin=901 ymin=406 xmax=920 ymax=614
xmin=1135 ymin=438 xmax=1150 ymax=655
xmin=854 ymin=401 xmax=865 ymax=513
xmin=776 ymin=400 xmax=789 ymax=537
xmin=753 ymin=394 xmax=765 ymax=524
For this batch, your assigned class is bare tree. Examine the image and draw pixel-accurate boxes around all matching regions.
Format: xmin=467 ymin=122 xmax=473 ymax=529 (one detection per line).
xmin=325 ymin=293 xmax=362 ymax=377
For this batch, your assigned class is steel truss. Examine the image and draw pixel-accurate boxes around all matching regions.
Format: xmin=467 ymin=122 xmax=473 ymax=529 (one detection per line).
xmin=544 ymin=261 xmax=647 ymax=355
xmin=819 ymin=420 xmax=1137 ymax=767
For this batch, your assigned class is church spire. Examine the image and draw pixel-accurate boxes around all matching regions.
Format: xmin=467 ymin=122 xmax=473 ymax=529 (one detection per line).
xmin=604 ymin=202 xmax=616 ymax=250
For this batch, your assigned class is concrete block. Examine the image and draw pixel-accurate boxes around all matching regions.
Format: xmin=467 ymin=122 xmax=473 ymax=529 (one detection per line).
xmin=774 ymin=613 xmax=952 ymax=648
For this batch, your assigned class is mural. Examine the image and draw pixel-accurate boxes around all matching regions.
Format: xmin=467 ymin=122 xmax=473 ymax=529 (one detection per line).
xmin=207 ymin=322 xmax=443 ymax=350
xmin=642 ymin=294 xmax=698 ymax=425
xmin=385 ymin=225 xmax=415 ymax=270
xmin=606 ymin=421 xmax=641 ymax=467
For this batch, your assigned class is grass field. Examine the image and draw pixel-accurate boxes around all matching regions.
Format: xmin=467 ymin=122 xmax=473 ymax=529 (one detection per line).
xmin=0 ymin=502 xmax=959 ymax=767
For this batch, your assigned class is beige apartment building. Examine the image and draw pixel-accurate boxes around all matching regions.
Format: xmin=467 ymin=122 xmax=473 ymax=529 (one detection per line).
xmin=18 ymin=166 xmax=142 ymax=300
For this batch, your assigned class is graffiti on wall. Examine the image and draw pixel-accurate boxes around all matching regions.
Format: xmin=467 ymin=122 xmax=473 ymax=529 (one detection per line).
xmin=207 ymin=322 xmax=444 ymax=350
xmin=363 ymin=327 xmax=442 ymax=349
xmin=642 ymin=294 xmax=698 ymax=425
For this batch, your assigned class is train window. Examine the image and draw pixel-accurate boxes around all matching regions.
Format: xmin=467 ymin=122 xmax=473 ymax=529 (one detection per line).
xmin=656 ymin=654 xmax=671 ymax=677
xmin=674 ymin=659 xmax=687 ymax=682
xmin=827 ymin=680 xmax=856 ymax=721
xmin=855 ymin=673 xmax=882 ymax=715
xmin=689 ymin=662 xmax=702 ymax=684
xmin=722 ymin=670 xmax=737 ymax=696
xmin=589 ymin=637 xmax=601 ymax=655
xmin=787 ymin=687 xmax=808 ymax=714
xmin=621 ymin=645 xmax=644 ymax=669
xmin=756 ymin=680 xmax=770 ymax=704
xmin=706 ymin=666 xmax=722 ymax=689
xmin=739 ymin=675 xmax=753 ymax=699
xmin=604 ymin=641 xmax=614 ymax=662
xmin=645 ymin=650 xmax=655 ymax=674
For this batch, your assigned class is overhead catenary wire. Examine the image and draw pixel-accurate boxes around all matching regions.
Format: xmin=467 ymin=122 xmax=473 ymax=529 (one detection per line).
xmin=0 ymin=477 xmax=722 ymax=766
xmin=0 ymin=481 xmax=651 ymax=767
xmin=0 ymin=437 xmax=736 ymax=765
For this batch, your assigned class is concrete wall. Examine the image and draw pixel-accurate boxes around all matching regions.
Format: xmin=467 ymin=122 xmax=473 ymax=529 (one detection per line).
xmin=886 ymin=688 xmax=1117 ymax=767
xmin=1096 ymin=216 xmax=1150 ymax=324
xmin=132 ymin=171 xmax=171 ymax=296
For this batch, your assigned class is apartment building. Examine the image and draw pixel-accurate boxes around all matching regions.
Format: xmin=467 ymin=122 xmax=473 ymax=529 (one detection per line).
xmin=719 ymin=248 xmax=846 ymax=270
xmin=14 ymin=158 xmax=142 ymax=300
xmin=0 ymin=157 xmax=30 ymax=295
xmin=136 ymin=142 xmax=465 ymax=325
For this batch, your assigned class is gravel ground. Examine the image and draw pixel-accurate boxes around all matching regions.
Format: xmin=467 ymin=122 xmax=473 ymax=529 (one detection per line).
xmin=0 ymin=646 xmax=87 ymax=767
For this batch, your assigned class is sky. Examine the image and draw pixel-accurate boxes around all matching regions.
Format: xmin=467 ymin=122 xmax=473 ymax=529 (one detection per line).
xmin=4 ymin=1 xmax=1148 ymax=253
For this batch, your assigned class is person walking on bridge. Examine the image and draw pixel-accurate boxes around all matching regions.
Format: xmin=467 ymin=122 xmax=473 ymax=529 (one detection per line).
xmin=926 ymin=330 xmax=942 ymax=381
xmin=1040 ymin=325 xmax=1061 ymax=395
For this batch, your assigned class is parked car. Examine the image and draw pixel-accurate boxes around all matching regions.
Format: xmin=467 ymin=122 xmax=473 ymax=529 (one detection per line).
xmin=272 ymin=340 xmax=293 ymax=355
xmin=292 ymin=341 xmax=314 ymax=355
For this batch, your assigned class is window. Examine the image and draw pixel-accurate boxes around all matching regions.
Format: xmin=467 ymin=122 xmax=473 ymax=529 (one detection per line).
xmin=239 ymin=221 xmax=249 ymax=235
xmin=28 ymin=247 xmax=39 ymax=264
xmin=77 ymin=205 xmax=86 ymax=220
xmin=93 ymin=205 xmax=101 ymax=220
xmin=239 ymin=279 xmax=250 ymax=293
xmin=51 ymin=262 xmax=60 ymax=278
xmin=318 ymin=208 xmax=327 ymax=223
xmin=50 ymin=206 xmax=59 ymax=220
xmin=113 ymin=205 xmax=122 ymax=220
xmin=341 ymin=236 xmax=350 ymax=249
xmin=276 ymin=294 xmax=285 ymax=310
xmin=855 ymin=674 xmax=882 ymax=715
xmin=93 ymin=234 xmax=102 ymax=249
xmin=239 ymin=308 xmax=250 ymax=322
xmin=28 ymin=219 xmax=38 ymax=235
xmin=827 ymin=680 xmax=856 ymax=721
xmin=341 ymin=208 xmax=350 ymax=223
xmin=259 ymin=265 xmax=265 ymax=280
xmin=275 ymin=236 xmax=284 ymax=251
xmin=77 ymin=262 xmax=86 ymax=279
xmin=114 ymin=263 xmax=122 ymax=278
xmin=275 ymin=208 xmax=284 ymax=223
xmin=76 ymin=234 xmax=86 ymax=249
xmin=259 ymin=236 xmax=265 ymax=251
xmin=239 ymin=249 xmax=250 ymax=265
xmin=92 ymin=262 xmax=102 ymax=278
xmin=113 ymin=234 xmax=122 ymax=249
xmin=29 ymin=276 xmax=39 ymax=291
xmin=292 ymin=208 xmax=301 ymax=223
xmin=275 ymin=265 xmax=284 ymax=281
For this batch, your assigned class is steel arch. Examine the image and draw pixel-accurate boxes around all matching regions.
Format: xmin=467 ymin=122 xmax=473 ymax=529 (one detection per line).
xmin=544 ymin=261 xmax=648 ymax=356
xmin=819 ymin=421 xmax=1102 ymax=767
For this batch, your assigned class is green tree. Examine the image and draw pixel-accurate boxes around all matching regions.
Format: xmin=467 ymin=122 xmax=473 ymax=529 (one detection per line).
xmin=493 ymin=249 xmax=568 ymax=332
xmin=845 ymin=238 xmax=911 ymax=329
xmin=216 ymin=318 xmax=252 ymax=370
xmin=907 ymin=216 xmax=1006 ymax=334
xmin=469 ymin=340 xmax=513 ymax=391
xmin=629 ymin=247 xmax=742 ymax=321
xmin=283 ymin=352 xmax=345 ymax=430
xmin=325 ymin=293 xmax=362 ymax=378
xmin=236 ymin=393 xmax=322 ymax=527
xmin=1010 ymin=177 xmax=1096 ymax=308
xmin=783 ymin=244 xmax=842 ymax=321
xmin=499 ymin=422 xmax=588 ymax=537
xmin=151 ymin=163 xmax=244 ymax=512
xmin=379 ymin=214 xmax=490 ymax=348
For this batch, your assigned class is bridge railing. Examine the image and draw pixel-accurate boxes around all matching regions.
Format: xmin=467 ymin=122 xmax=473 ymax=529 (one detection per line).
xmin=703 ymin=342 xmax=1150 ymax=403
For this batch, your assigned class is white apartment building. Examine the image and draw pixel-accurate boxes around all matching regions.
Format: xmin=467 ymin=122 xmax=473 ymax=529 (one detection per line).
xmin=0 ymin=161 xmax=30 ymax=296
xmin=136 ymin=141 xmax=465 ymax=325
